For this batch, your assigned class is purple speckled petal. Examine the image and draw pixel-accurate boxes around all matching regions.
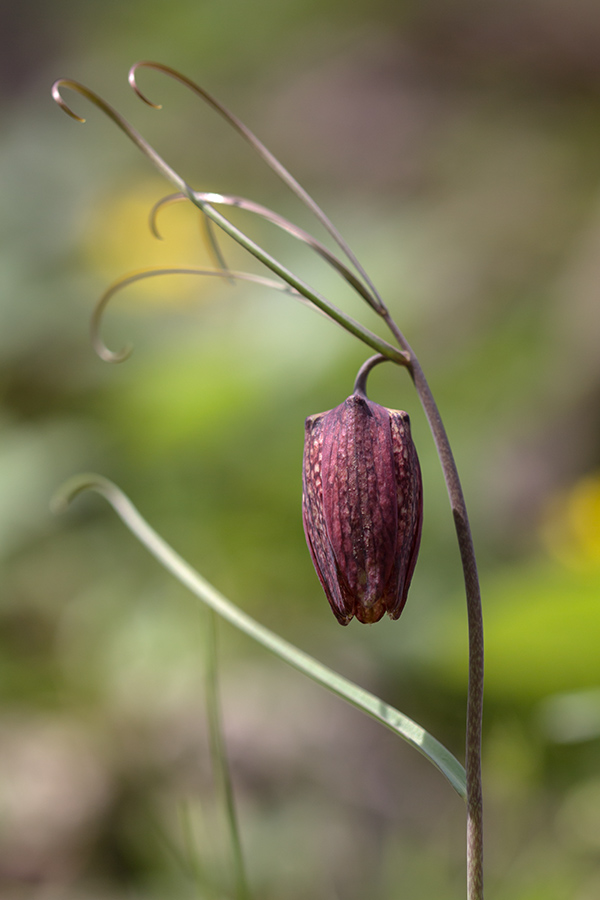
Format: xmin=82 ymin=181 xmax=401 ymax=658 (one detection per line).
xmin=303 ymin=392 xmax=423 ymax=626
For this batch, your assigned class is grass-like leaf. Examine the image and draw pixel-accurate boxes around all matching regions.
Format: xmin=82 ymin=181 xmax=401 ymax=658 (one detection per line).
xmin=52 ymin=474 xmax=467 ymax=801
xmin=51 ymin=78 xmax=408 ymax=367
xmin=128 ymin=61 xmax=386 ymax=313
xmin=90 ymin=266 xmax=302 ymax=363
xmin=150 ymin=191 xmax=379 ymax=309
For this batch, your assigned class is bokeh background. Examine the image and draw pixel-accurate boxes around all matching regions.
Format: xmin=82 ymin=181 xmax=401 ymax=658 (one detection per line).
xmin=1 ymin=1 xmax=600 ymax=897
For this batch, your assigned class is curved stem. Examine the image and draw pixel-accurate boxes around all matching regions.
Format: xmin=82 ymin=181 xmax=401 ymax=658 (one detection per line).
xmin=383 ymin=314 xmax=484 ymax=900
xmin=352 ymin=353 xmax=386 ymax=397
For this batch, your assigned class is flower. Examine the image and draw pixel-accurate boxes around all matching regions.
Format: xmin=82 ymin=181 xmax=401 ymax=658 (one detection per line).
xmin=302 ymin=392 xmax=422 ymax=625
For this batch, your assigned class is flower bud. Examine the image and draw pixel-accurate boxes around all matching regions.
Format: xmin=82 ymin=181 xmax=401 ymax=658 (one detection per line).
xmin=302 ymin=392 xmax=422 ymax=625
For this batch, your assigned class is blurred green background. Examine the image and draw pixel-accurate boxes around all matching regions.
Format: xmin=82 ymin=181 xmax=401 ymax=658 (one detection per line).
xmin=2 ymin=0 xmax=600 ymax=897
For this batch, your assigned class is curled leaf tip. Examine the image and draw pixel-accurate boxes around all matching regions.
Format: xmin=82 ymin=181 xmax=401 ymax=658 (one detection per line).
xmin=128 ymin=61 xmax=163 ymax=109
xmin=93 ymin=339 xmax=133 ymax=365
xmin=51 ymin=79 xmax=86 ymax=122
xmin=51 ymin=473 xmax=112 ymax=515
xmin=50 ymin=492 xmax=69 ymax=516
xmin=148 ymin=193 xmax=187 ymax=240
xmin=91 ymin=266 xmax=302 ymax=364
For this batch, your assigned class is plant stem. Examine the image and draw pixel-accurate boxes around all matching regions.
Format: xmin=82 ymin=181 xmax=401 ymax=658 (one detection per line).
xmin=204 ymin=611 xmax=251 ymax=900
xmin=52 ymin=69 xmax=483 ymax=895
xmin=383 ymin=314 xmax=484 ymax=900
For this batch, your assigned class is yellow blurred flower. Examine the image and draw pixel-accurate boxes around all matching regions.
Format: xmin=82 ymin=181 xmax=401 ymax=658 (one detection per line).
xmin=541 ymin=473 xmax=600 ymax=571
xmin=81 ymin=182 xmax=215 ymax=305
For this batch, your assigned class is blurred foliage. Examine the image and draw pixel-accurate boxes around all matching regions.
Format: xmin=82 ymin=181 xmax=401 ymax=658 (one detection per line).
xmin=1 ymin=0 xmax=600 ymax=897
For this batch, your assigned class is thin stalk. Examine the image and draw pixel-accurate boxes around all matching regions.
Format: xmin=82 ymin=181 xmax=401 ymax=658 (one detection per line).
xmin=204 ymin=611 xmax=250 ymax=900
xmin=177 ymin=804 xmax=209 ymax=896
xmin=383 ymin=312 xmax=484 ymax=900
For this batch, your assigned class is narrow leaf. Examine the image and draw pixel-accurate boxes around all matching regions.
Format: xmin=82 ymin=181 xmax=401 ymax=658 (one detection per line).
xmin=52 ymin=474 xmax=467 ymax=800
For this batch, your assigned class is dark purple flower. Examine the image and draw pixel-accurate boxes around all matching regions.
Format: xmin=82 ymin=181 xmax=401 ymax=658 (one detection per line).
xmin=302 ymin=392 xmax=422 ymax=625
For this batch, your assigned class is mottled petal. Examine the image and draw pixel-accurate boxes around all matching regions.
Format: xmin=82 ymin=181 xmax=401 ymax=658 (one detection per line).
xmin=321 ymin=395 xmax=397 ymax=623
xmin=388 ymin=409 xmax=423 ymax=619
xmin=302 ymin=392 xmax=423 ymax=626
xmin=302 ymin=412 xmax=352 ymax=625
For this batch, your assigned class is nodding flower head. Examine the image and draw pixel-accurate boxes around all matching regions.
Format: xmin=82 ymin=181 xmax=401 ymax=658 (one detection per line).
xmin=302 ymin=364 xmax=422 ymax=625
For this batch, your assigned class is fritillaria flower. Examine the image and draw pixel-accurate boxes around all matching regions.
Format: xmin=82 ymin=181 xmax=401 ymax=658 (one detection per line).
xmin=302 ymin=365 xmax=422 ymax=625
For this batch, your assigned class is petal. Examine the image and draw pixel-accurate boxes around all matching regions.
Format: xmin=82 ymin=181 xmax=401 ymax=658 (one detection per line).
xmin=302 ymin=412 xmax=352 ymax=625
xmin=387 ymin=410 xmax=423 ymax=619
xmin=321 ymin=396 xmax=398 ymax=619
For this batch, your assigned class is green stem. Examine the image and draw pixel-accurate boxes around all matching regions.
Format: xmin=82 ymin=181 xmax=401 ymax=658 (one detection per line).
xmin=190 ymin=196 xmax=407 ymax=363
xmin=204 ymin=611 xmax=251 ymax=900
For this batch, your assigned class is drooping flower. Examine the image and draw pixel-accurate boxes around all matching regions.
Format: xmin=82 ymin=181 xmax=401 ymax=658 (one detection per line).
xmin=302 ymin=386 xmax=422 ymax=625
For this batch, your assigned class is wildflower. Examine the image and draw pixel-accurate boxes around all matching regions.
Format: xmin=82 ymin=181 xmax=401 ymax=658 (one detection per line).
xmin=303 ymin=386 xmax=422 ymax=625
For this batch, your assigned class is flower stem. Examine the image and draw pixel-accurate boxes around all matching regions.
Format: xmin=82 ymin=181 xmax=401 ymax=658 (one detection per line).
xmin=383 ymin=314 xmax=484 ymax=900
xmin=204 ymin=611 xmax=251 ymax=900
xmin=353 ymin=353 xmax=387 ymax=397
